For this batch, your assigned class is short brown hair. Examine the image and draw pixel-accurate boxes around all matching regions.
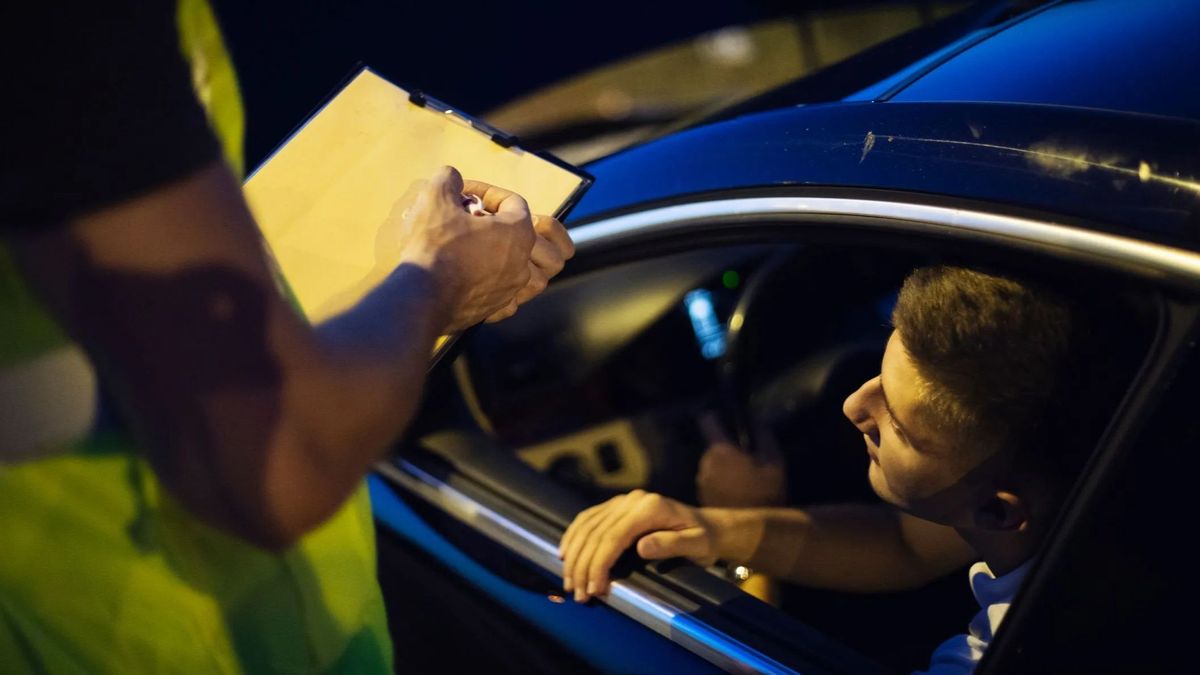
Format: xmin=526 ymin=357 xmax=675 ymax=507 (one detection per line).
xmin=891 ymin=266 xmax=1097 ymax=474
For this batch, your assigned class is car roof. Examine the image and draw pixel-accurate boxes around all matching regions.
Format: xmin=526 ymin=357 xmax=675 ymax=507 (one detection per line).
xmin=571 ymin=0 xmax=1200 ymax=251
xmin=878 ymin=0 xmax=1200 ymax=123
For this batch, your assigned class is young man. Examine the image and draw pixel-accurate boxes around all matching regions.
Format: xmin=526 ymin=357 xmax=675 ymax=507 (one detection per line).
xmin=560 ymin=265 xmax=1112 ymax=673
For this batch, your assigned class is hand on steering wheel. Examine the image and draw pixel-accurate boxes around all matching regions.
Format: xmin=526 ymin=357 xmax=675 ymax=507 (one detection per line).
xmin=695 ymin=412 xmax=786 ymax=508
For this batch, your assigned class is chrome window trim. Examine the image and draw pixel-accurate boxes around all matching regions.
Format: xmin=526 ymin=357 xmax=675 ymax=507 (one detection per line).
xmin=375 ymin=460 xmax=797 ymax=675
xmin=568 ymin=197 xmax=1200 ymax=286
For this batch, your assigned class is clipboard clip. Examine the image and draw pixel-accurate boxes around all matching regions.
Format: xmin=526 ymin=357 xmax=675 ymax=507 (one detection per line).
xmin=408 ymin=89 xmax=519 ymax=149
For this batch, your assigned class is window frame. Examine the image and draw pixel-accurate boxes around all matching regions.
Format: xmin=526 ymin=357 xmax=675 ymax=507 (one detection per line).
xmin=373 ymin=191 xmax=1200 ymax=673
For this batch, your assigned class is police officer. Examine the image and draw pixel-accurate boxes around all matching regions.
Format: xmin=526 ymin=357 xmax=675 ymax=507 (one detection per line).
xmin=0 ymin=1 xmax=572 ymax=671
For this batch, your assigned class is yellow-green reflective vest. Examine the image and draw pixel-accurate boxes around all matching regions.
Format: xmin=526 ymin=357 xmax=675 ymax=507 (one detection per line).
xmin=0 ymin=2 xmax=393 ymax=672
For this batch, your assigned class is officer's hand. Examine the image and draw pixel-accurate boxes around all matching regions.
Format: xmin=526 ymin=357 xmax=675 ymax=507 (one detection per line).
xmin=559 ymin=489 xmax=718 ymax=602
xmin=460 ymin=179 xmax=574 ymax=323
xmin=397 ymin=166 xmax=535 ymax=331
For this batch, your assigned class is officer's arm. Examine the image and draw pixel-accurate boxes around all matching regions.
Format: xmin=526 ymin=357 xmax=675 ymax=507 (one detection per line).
xmin=8 ymin=161 xmax=513 ymax=549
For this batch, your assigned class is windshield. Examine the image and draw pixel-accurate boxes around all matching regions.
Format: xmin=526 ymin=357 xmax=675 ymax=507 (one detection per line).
xmin=483 ymin=2 xmax=971 ymax=164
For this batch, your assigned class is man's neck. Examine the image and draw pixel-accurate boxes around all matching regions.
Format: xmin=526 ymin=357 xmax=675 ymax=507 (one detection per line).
xmin=955 ymin=526 xmax=1036 ymax=577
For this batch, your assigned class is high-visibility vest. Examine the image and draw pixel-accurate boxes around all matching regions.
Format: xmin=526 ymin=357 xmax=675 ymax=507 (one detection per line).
xmin=0 ymin=2 xmax=392 ymax=671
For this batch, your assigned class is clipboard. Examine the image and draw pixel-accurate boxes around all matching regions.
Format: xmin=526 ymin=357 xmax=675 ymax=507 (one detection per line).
xmin=243 ymin=66 xmax=593 ymax=368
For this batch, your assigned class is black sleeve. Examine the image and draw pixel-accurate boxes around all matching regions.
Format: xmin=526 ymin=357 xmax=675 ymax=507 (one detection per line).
xmin=0 ymin=1 xmax=222 ymax=228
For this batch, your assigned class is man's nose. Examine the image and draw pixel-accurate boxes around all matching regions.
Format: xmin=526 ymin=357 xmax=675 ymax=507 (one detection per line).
xmin=842 ymin=377 xmax=876 ymax=428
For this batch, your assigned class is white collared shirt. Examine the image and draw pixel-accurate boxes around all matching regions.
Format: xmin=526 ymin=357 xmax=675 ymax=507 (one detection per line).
xmin=914 ymin=559 xmax=1033 ymax=674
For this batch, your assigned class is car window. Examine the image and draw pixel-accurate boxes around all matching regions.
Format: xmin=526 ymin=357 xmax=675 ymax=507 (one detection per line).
xmin=456 ymin=231 xmax=1159 ymax=672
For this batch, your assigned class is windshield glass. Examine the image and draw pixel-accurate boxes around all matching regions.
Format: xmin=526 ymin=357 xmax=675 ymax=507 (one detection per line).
xmin=484 ymin=2 xmax=969 ymax=164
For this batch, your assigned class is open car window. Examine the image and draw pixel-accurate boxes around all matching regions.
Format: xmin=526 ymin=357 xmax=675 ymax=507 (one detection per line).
xmin=376 ymin=193 xmax=1165 ymax=673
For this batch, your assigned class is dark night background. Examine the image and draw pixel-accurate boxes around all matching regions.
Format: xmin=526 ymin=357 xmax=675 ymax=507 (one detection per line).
xmin=210 ymin=1 xmax=853 ymax=168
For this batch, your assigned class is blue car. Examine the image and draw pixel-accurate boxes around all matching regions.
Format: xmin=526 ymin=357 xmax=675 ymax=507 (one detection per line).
xmin=370 ymin=1 xmax=1200 ymax=672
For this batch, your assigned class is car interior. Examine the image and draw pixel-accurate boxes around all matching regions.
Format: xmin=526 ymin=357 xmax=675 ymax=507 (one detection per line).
xmin=378 ymin=222 xmax=1159 ymax=673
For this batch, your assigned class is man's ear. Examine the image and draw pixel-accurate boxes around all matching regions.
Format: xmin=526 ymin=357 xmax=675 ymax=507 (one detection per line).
xmin=974 ymin=491 xmax=1029 ymax=531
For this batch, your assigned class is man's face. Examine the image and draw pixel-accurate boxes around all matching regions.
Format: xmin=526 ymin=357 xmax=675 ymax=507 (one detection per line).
xmin=842 ymin=331 xmax=990 ymax=526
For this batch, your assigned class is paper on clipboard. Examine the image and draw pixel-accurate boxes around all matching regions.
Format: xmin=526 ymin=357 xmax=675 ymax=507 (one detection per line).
xmin=243 ymin=67 xmax=591 ymax=329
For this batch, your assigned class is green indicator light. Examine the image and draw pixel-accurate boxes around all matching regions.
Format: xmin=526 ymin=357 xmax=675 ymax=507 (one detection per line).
xmin=722 ymin=270 xmax=740 ymax=289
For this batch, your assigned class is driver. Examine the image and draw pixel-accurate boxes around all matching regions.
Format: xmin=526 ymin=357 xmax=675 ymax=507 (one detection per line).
xmin=559 ymin=265 xmax=1118 ymax=674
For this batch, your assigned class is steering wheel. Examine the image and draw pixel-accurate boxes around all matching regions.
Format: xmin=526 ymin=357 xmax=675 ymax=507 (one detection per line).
xmin=714 ymin=249 xmax=891 ymax=458
xmin=713 ymin=247 xmax=900 ymax=506
xmin=714 ymin=250 xmax=793 ymax=456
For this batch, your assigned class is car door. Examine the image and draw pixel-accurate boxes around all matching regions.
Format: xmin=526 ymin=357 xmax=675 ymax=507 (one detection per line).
xmin=368 ymin=185 xmax=1184 ymax=673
